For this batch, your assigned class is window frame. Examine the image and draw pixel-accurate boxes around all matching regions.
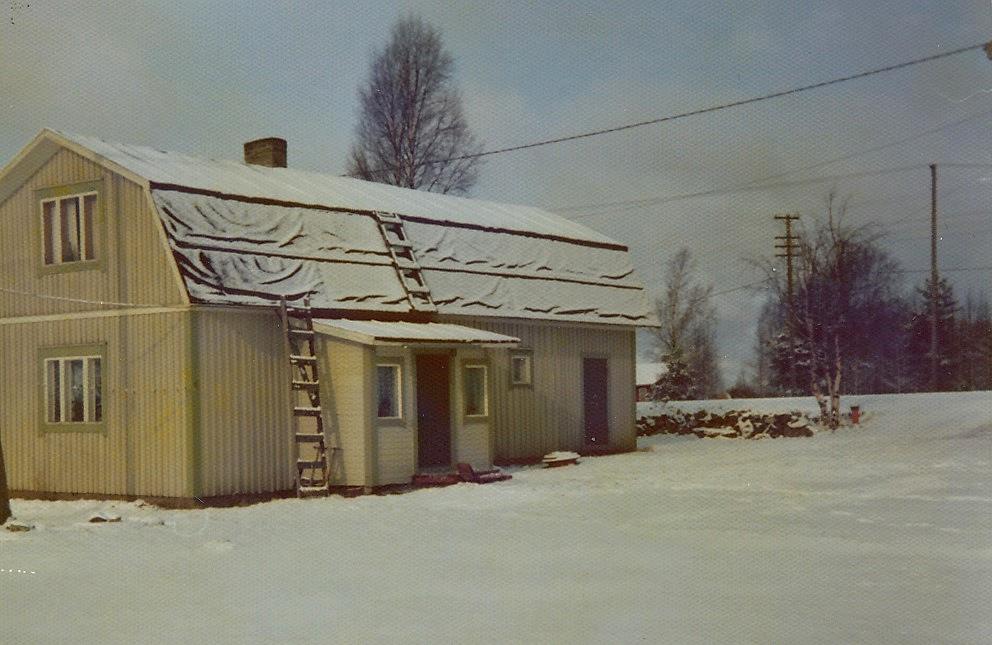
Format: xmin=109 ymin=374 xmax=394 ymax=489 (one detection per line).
xmin=39 ymin=343 xmax=106 ymax=434
xmin=461 ymin=362 xmax=490 ymax=419
xmin=375 ymin=362 xmax=404 ymax=421
xmin=509 ymin=349 xmax=534 ymax=388
xmin=36 ymin=180 xmax=105 ymax=275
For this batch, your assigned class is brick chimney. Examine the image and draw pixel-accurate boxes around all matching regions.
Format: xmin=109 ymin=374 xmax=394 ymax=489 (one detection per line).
xmin=243 ymin=137 xmax=287 ymax=168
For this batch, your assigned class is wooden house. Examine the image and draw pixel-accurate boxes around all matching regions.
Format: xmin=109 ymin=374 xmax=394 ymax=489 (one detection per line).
xmin=0 ymin=130 xmax=657 ymax=502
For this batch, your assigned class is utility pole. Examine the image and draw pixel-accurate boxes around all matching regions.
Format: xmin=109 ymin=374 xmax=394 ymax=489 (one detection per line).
xmin=929 ymin=163 xmax=939 ymax=390
xmin=775 ymin=214 xmax=801 ymax=391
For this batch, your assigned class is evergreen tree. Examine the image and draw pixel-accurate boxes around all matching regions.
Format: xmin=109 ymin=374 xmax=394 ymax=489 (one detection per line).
xmin=906 ymin=276 xmax=958 ymax=391
xmin=651 ymin=358 xmax=695 ymax=401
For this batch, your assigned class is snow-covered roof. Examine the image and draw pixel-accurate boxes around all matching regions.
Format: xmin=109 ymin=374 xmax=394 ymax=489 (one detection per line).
xmin=312 ymin=320 xmax=520 ymax=346
xmin=3 ymin=130 xmax=658 ymax=326
xmin=57 ymin=130 xmax=617 ymax=246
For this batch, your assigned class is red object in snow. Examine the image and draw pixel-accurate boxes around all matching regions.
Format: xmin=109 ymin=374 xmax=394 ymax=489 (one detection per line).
xmin=411 ymin=473 xmax=460 ymax=487
xmin=456 ymin=463 xmax=512 ymax=484
xmin=850 ymin=406 xmax=861 ymax=425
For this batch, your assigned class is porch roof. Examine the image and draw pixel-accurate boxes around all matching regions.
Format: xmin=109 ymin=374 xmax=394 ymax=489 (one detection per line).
xmin=312 ymin=319 xmax=520 ymax=347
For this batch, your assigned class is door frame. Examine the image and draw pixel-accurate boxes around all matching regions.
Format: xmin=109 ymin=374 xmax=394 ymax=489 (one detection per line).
xmin=413 ymin=349 xmax=455 ymax=469
xmin=581 ymin=354 xmax=610 ymax=446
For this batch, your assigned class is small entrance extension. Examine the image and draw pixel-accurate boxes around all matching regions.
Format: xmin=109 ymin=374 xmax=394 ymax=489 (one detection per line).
xmin=415 ymin=353 xmax=451 ymax=470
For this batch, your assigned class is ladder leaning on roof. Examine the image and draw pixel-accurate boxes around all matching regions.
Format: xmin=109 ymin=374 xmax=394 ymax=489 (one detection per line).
xmin=280 ymin=297 xmax=333 ymax=497
xmin=372 ymin=211 xmax=437 ymax=312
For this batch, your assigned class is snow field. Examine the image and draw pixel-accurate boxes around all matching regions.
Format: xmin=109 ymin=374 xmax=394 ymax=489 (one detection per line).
xmin=2 ymin=391 xmax=991 ymax=643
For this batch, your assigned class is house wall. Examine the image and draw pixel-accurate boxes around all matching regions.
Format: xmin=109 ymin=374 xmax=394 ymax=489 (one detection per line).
xmin=0 ymin=310 xmax=192 ymax=497
xmin=320 ymin=336 xmax=372 ymax=487
xmin=451 ymin=348 xmax=493 ymax=469
xmin=194 ymin=311 xmax=380 ymax=493
xmin=0 ymin=144 xmax=195 ymax=498
xmin=193 ymin=308 xmax=295 ymax=496
xmin=444 ymin=317 xmax=637 ymax=460
xmin=373 ymin=348 xmax=416 ymax=486
xmin=0 ymin=147 xmax=185 ymax=318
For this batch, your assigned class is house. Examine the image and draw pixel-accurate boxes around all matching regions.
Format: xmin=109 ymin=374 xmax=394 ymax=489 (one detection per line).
xmin=636 ymin=362 xmax=667 ymax=401
xmin=0 ymin=129 xmax=657 ymax=503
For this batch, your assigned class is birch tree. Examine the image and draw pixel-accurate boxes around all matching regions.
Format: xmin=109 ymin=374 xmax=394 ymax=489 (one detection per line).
xmin=346 ymin=15 xmax=483 ymax=195
xmin=761 ymin=193 xmax=905 ymax=425
xmin=652 ymin=248 xmax=722 ymax=399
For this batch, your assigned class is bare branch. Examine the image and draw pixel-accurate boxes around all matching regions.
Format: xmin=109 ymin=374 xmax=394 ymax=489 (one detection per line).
xmin=346 ymin=15 xmax=483 ymax=195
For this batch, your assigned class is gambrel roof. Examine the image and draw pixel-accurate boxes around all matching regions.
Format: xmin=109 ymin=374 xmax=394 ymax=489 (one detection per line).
xmin=1 ymin=129 xmax=657 ymax=326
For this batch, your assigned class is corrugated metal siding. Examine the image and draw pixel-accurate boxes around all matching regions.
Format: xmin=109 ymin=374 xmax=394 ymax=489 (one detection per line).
xmin=444 ymin=318 xmax=636 ymax=460
xmin=194 ymin=309 xmax=293 ymax=496
xmin=373 ymin=350 xmax=415 ymax=486
xmin=0 ymin=311 xmax=190 ymax=496
xmin=321 ymin=336 xmax=371 ymax=487
xmin=0 ymin=147 xmax=185 ymax=318
xmin=376 ymin=426 xmax=414 ymax=485
xmin=454 ymin=424 xmax=490 ymax=469
xmin=449 ymin=347 xmax=493 ymax=468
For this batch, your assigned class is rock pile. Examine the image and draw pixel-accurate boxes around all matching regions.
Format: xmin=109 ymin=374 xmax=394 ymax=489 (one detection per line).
xmin=637 ymin=408 xmax=816 ymax=439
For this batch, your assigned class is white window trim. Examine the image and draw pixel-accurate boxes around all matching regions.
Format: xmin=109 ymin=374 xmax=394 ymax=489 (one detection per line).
xmin=44 ymin=355 xmax=101 ymax=424
xmin=463 ymin=364 xmax=489 ymax=418
xmin=40 ymin=191 xmax=97 ymax=266
xmin=375 ymin=363 xmax=403 ymax=420
xmin=510 ymin=352 xmax=533 ymax=386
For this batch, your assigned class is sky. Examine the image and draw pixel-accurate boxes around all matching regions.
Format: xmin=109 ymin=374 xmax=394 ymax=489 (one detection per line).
xmin=2 ymin=1 xmax=991 ymax=381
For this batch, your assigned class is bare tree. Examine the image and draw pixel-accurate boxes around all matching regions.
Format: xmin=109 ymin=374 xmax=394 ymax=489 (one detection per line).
xmin=346 ymin=15 xmax=483 ymax=195
xmin=651 ymin=248 xmax=722 ymax=399
xmin=761 ymin=193 xmax=904 ymax=426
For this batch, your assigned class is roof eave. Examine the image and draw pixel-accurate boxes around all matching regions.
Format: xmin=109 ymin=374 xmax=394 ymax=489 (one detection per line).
xmin=0 ymin=129 xmax=151 ymax=207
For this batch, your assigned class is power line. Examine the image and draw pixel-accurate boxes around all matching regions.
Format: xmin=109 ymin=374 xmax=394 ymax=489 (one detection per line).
xmin=563 ymin=164 xmax=929 ymax=219
xmin=560 ymin=159 xmax=992 ymax=221
xmin=554 ymin=107 xmax=992 ymax=215
xmin=0 ymin=285 xmax=167 ymax=309
xmin=896 ymin=265 xmax=992 ymax=274
xmin=358 ymin=41 xmax=990 ymax=176
xmin=709 ymin=280 xmax=767 ymax=299
xmin=939 ymin=162 xmax=992 ymax=169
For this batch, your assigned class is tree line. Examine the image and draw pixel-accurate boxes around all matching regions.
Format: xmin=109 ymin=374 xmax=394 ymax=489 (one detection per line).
xmin=650 ymin=193 xmax=992 ymax=412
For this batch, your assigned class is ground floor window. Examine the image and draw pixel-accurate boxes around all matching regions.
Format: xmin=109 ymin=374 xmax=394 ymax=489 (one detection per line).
xmin=376 ymin=363 xmax=402 ymax=419
xmin=463 ymin=364 xmax=489 ymax=418
xmin=41 ymin=344 xmax=105 ymax=431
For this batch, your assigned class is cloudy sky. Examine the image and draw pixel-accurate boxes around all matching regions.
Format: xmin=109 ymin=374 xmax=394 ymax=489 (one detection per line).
xmin=3 ymin=1 xmax=991 ymax=380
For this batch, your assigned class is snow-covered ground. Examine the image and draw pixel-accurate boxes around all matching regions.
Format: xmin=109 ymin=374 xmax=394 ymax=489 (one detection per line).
xmin=3 ymin=391 xmax=991 ymax=644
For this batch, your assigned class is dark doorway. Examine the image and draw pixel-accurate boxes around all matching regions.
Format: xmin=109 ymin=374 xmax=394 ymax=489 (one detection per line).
xmin=583 ymin=358 xmax=609 ymax=445
xmin=416 ymin=354 xmax=452 ymax=468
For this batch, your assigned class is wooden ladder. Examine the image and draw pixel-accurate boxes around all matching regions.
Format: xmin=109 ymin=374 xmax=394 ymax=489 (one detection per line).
xmin=373 ymin=211 xmax=437 ymax=312
xmin=280 ymin=297 xmax=331 ymax=497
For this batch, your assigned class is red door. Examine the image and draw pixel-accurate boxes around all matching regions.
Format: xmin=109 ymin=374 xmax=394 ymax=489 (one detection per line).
xmin=416 ymin=354 xmax=452 ymax=468
xmin=583 ymin=358 xmax=609 ymax=445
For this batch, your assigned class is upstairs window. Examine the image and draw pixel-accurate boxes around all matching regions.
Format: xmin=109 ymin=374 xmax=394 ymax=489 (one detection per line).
xmin=44 ymin=355 xmax=102 ymax=425
xmin=41 ymin=192 xmax=97 ymax=265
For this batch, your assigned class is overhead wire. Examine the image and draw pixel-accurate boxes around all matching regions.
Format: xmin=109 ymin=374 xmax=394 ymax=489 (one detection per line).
xmin=355 ymin=41 xmax=991 ymax=177
xmin=562 ymin=164 xmax=930 ymax=220
xmin=0 ymin=285 xmax=170 ymax=309
xmin=553 ymin=106 xmax=992 ymax=215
